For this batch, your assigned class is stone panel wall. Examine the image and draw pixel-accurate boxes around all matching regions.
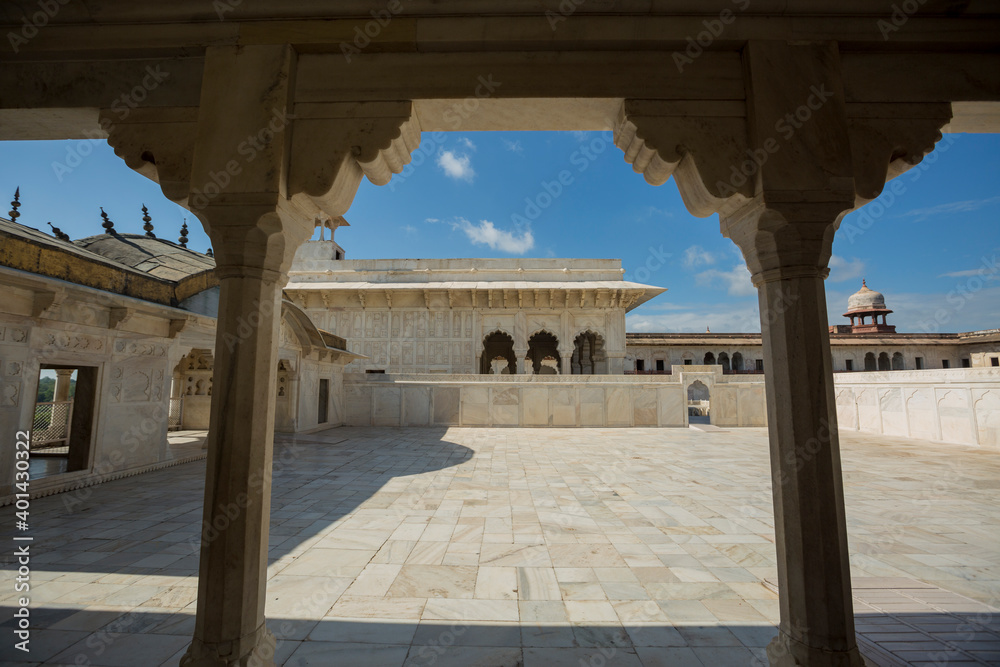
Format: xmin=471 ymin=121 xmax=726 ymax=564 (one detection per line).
xmin=343 ymin=371 xmax=768 ymax=428
xmin=833 ymin=368 xmax=1000 ymax=448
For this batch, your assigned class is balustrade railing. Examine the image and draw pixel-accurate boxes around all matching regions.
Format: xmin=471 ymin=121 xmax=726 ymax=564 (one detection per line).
xmin=31 ymin=400 xmax=73 ymax=450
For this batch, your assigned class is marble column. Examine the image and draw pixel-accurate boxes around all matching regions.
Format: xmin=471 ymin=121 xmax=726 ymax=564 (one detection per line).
xmin=180 ymin=44 xmax=313 ymax=667
xmin=560 ymin=352 xmax=573 ymax=376
xmin=53 ymin=369 xmax=74 ymax=401
xmin=726 ymin=41 xmax=866 ymax=667
xmin=513 ymin=347 xmax=527 ymax=375
xmin=727 ymin=202 xmax=864 ymax=667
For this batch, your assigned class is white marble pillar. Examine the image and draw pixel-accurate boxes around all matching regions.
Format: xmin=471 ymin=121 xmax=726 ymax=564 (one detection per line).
xmin=726 ymin=202 xmax=864 ymax=667
xmin=53 ymin=369 xmax=74 ymax=401
xmin=560 ymin=352 xmax=573 ymax=376
xmin=513 ymin=347 xmax=527 ymax=375
xmin=181 ymin=45 xmax=312 ymax=667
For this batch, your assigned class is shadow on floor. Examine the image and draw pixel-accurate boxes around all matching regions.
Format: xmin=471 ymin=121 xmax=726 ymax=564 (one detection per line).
xmin=1 ymin=607 xmax=998 ymax=666
xmin=2 ymin=427 xmax=474 ymax=577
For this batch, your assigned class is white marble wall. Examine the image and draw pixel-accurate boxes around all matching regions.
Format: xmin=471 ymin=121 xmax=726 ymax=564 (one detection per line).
xmin=833 ymin=368 xmax=1000 ymax=448
xmin=305 ymin=307 xmax=625 ymax=375
xmin=343 ymin=370 xmax=768 ymax=428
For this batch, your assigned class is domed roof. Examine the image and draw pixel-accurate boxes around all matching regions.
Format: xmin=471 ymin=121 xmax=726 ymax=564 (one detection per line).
xmin=847 ymin=280 xmax=887 ymax=312
xmin=74 ymin=232 xmax=214 ymax=281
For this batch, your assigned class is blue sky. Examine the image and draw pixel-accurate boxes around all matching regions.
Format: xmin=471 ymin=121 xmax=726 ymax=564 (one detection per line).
xmin=1 ymin=132 xmax=998 ymax=334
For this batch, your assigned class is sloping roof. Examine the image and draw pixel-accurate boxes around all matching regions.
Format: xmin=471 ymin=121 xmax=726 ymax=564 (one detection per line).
xmin=0 ymin=217 xmax=217 ymax=306
xmin=74 ymin=233 xmax=215 ymax=281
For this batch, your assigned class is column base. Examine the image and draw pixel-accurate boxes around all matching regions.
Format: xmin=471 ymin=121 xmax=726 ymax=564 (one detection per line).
xmin=180 ymin=624 xmax=276 ymax=667
xmin=767 ymin=631 xmax=867 ymax=667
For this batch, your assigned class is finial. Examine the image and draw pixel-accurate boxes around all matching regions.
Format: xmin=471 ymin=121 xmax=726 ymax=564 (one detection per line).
xmin=100 ymin=207 xmax=116 ymax=234
xmin=142 ymin=204 xmax=155 ymax=238
xmin=206 ymin=247 xmax=214 ymax=258
xmin=706 ymin=326 xmax=711 ymax=333
xmin=178 ymin=218 xmax=189 ymax=248
xmin=8 ymin=187 xmax=20 ymax=222
xmin=47 ymin=222 xmax=70 ymax=241
xmin=862 ymin=278 xmax=867 ymax=288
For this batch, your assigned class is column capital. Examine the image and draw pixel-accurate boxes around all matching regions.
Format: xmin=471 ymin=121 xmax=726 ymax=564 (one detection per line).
xmin=720 ymin=197 xmax=851 ymax=282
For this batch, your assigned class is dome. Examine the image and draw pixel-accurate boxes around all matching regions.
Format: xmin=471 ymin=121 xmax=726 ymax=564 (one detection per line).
xmin=847 ymin=280 xmax=887 ymax=312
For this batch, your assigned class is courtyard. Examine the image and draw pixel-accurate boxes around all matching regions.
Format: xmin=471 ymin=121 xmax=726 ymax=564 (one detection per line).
xmin=2 ymin=426 xmax=998 ymax=666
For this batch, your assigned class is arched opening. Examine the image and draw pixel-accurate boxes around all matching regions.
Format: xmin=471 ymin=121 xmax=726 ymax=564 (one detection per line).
xmin=173 ymin=349 xmax=214 ymax=429
xmin=528 ymin=330 xmax=561 ymax=374
xmin=864 ymin=352 xmax=877 ymax=371
xmin=878 ymin=352 xmax=891 ymax=371
xmin=719 ymin=352 xmax=731 ymax=372
xmin=481 ymin=330 xmax=515 ymax=374
xmin=572 ymin=330 xmax=606 ymax=375
xmin=891 ymin=352 xmax=905 ymax=370
xmin=731 ymin=352 xmax=743 ymax=372
xmin=687 ymin=380 xmax=711 ymax=424
xmin=704 ymin=352 xmax=716 ymax=365
xmin=274 ymin=359 xmax=298 ymax=432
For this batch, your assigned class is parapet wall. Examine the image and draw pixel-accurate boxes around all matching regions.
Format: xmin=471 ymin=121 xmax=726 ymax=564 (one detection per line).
xmin=343 ymin=367 xmax=767 ymax=428
xmin=833 ymin=368 xmax=1000 ymax=448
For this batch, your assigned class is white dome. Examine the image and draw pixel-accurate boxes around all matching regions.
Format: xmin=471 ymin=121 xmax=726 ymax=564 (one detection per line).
xmin=847 ymin=280 xmax=887 ymax=312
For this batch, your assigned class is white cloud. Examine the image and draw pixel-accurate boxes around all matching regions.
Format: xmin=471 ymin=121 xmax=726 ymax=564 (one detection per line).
xmin=503 ymin=139 xmax=523 ymax=154
xmin=627 ymin=302 xmax=762 ymax=334
xmin=458 ymin=137 xmax=477 ymax=151
xmin=424 ymin=217 xmax=440 ymax=223
xmin=695 ymin=264 xmax=756 ymax=296
xmin=827 ymin=255 xmax=866 ymax=282
xmin=682 ymin=245 xmax=716 ymax=268
xmin=826 ymin=286 xmax=1000 ymax=334
xmin=571 ymin=131 xmax=590 ymax=142
xmin=436 ymin=150 xmax=475 ymax=182
xmin=902 ymin=195 xmax=1000 ymax=221
xmin=401 ymin=224 xmax=417 ymax=235
xmin=639 ymin=205 xmax=673 ymax=220
xmin=452 ymin=218 xmax=534 ymax=254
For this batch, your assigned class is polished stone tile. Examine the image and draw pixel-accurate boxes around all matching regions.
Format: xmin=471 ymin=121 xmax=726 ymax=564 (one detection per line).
xmin=1 ymin=426 xmax=998 ymax=667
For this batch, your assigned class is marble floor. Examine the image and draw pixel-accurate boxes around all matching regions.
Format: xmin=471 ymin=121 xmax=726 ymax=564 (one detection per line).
xmin=1 ymin=426 xmax=998 ymax=666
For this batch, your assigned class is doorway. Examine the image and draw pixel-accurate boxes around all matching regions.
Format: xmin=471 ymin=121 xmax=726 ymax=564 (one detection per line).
xmin=31 ymin=365 xmax=97 ymax=479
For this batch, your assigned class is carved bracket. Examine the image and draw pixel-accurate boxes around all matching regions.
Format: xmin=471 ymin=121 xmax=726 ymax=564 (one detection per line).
xmin=168 ymin=318 xmax=189 ymax=339
xmin=108 ymin=307 xmax=136 ymax=330
xmin=615 ymin=100 xmax=751 ymax=217
xmin=101 ymin=107 xmax=198 ymax=206
xmin=289 ymin=101 xmax=421 ymax=216
xmin=846 ymin=103 xmax=953 ymax=203
xmin=32 ymin=289 xmax=67 ymax=319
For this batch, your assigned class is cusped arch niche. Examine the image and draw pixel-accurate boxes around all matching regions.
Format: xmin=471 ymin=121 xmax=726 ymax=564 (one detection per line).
xmin=481 ymin=329 xmax=515 ymax=374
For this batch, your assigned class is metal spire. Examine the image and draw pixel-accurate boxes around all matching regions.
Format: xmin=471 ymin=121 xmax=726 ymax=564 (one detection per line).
xmin=47 ymin=222 xmax=70 ymax=241
xmin=178 ymin=219 xmax=189 ymax=247
xmin=142 ymin=204 xmax=155 ymax=238
xmin=8 ymin=187 xmax=20 ymax=222
xmin=100 ymin=207 xmax=116 ymax=234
